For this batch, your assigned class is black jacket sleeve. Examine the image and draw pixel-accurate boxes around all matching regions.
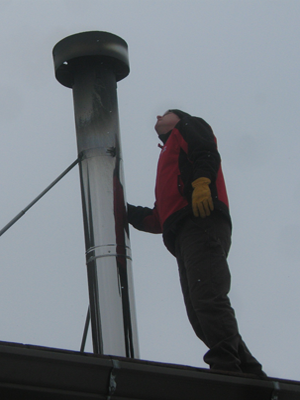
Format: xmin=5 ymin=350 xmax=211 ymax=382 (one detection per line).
xmin=177 ymin=116 xmax=221 ymax=183
xmin=127 ymin=203 xmax=162 ymax=234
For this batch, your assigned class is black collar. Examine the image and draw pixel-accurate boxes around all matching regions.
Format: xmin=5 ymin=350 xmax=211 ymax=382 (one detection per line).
xmin=158 ymin=130 xmax=172 ymax=144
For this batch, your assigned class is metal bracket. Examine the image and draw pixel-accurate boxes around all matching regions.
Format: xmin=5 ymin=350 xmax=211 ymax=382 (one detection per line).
xmin=107 ymin=359 xmax=120 ymax=399
xmin=271 ymin=381 xmax=280 ymax=400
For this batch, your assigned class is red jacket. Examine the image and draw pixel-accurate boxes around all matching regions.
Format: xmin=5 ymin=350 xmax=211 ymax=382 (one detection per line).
xmin=128 ymin=116 xmax=231 ymax=255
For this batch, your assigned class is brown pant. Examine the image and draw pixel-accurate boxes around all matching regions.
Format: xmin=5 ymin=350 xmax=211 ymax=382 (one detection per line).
xmin=175 ymin=212 xmax=265 ymax=375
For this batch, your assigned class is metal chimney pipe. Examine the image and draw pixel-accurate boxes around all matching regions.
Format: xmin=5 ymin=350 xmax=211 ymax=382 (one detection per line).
xmin=52 ymin=31 xmax=139 ymax=357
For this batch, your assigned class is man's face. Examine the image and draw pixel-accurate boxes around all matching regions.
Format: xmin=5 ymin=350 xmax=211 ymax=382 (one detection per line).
xmin=154 ymin=111 xmax=180 ymax=135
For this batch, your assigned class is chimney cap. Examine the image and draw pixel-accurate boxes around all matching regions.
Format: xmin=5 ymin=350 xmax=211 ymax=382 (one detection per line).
xmin=52 ymin=31 xmax=130 ymax=88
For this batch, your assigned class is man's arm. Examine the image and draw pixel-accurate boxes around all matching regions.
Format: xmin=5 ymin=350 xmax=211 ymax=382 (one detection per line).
xmin=127 ymin=203 xmax=162 ymax=234
xmin=177 ymin=116 xmax=221 ymax=217
xmin=178 ymin=116 xmax=221 ymax=183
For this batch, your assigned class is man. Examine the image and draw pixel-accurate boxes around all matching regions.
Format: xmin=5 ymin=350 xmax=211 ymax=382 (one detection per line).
xmin=128 ymin=109 xmax=266 ymax=377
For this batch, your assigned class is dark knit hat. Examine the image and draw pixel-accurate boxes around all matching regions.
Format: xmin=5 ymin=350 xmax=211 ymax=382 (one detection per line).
xmin=168 ymin=109 xmax=191 ymax=120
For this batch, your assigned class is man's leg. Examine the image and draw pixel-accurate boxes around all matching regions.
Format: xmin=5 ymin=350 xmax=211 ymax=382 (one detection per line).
xmin=175 ymin=213 xmax=265 ymax=374
xmin=177 ymin=252 xmax=209 ymax=345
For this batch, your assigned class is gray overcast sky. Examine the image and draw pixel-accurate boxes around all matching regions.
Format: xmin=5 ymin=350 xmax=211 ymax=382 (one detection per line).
xmin=0 ymin=0 xmax=299 ymax=381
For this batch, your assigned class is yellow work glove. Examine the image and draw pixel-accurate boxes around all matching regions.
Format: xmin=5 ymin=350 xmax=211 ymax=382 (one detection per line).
xmin=191 ymin=177 xmax=214 ymax=218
